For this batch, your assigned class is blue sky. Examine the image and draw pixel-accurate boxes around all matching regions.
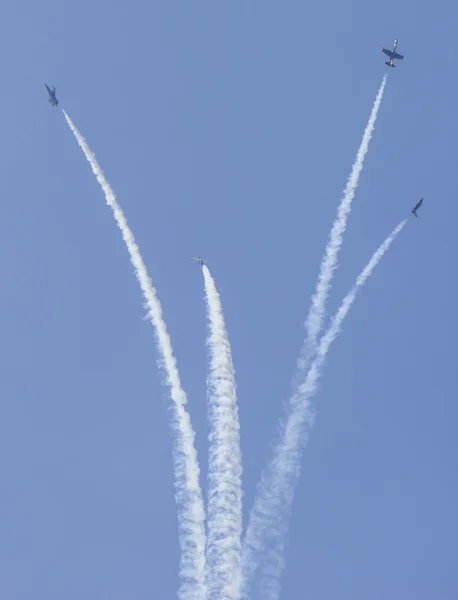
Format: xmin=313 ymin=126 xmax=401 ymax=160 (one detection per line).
xmin=1 ymin=0 xmax=457 ymax=598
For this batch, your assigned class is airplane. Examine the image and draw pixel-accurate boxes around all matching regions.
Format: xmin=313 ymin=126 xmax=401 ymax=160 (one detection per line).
xmin=382 ymin=39 xmax=404 ymax=67
xmin=191 ymin=257 xmax=207 ymax=266
xmin=45 ymin=83 xmax=58 ymax=107
xmin=411 ymin=198 xmax=424 ymax=217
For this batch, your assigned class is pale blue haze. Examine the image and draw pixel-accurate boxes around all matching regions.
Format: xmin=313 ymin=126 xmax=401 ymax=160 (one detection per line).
xmin=0 ymin=0 xmax=456 ymax=598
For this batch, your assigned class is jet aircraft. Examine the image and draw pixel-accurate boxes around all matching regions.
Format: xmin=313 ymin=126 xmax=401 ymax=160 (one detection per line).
xmin=45 ymin=83 xmax=59 ymax=107
xmin=191 ymin=257 xmax=207 ymax=266
xmin=382 ymin=39 xmax=404 ymax=67
xmin=411 ymin=198 xmax=424 ymax=217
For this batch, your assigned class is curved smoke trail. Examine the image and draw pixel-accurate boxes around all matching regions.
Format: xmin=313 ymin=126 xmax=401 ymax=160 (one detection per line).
xmin=242 ymin=75 xmax=387 ymax=598
xmin=304 ymin=74 xmax=387 ymax=367
xmin=242 ymin=219 xmax=405 ymax=600
xmin=63 ymin=111 xmax=206 ymax=600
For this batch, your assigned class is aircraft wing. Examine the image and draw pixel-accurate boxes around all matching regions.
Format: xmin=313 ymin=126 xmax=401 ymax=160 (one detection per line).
xmin=411 ymin=199 xmax=423 ymax=216
xmin=382 ymin=48 xmax=394 ymax=58
xmin=392 ymin=51 xmax=404 ymax=60
xmin=45 ymin=83 xmax=52 ymax=95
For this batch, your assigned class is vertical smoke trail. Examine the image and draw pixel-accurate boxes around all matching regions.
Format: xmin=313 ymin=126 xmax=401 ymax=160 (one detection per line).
xmin=242 ymin=220 xmax=405 ymax=600
xmin=202 ymin=265 xmax=242 ymax=600
xmin=63 ymin=111 xmax=206 ymax=600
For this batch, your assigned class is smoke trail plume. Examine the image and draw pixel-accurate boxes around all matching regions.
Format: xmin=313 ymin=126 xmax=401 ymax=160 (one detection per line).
xmin=241 ymin=76 xmax=388 ymax=597
xmin=63 ymin=111 xmax=206 ymax=600
xmin=242 ymin=220 xmax=405 ymax=600
xmin=202 ymin=265 xmax=242 ymax=600
xmin=305 ymin=75 xmax=387 ymax=357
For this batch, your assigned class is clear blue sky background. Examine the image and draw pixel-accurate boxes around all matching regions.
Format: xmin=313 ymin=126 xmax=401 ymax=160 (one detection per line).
xmin=0 ymin=0 xmax=457 ymax=598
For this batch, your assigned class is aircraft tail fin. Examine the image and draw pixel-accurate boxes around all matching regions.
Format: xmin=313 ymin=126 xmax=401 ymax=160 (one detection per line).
xmin=385 ymin=61 xmax=395 ymax=67
xmin=411 ymin=210 xmax=417 ymax=217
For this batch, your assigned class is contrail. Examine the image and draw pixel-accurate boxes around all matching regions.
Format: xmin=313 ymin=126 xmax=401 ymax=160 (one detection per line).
xmin=202 ymin=265 xmax=242 ymax=600
xmin=305 ymin=74 xmax=387 ymax=358
xmin=63 ymin=111 xmax=206 ymax=600
xmin=242 ymin=220 xmax=406 ymax=600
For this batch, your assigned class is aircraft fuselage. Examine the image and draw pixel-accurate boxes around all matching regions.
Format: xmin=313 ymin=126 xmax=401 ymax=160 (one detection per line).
xmin=45 ymin=84 xmax=59 ymax=107
xmin=382 ymin=39 xmax=403 ymax=68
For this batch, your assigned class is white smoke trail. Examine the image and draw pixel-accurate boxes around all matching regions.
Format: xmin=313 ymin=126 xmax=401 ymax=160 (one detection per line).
xmin=202 ymin=265 xmax=242 ymax=600
xmin=305 ymin=75 xmax=387 ymax=357
xmin=63 ymin=111 xmax=206 ymax=600
xmin=242 ymin=220 xmax=406 ymax=600
xmin=241 ymin=76 xmax=388 ymax=597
